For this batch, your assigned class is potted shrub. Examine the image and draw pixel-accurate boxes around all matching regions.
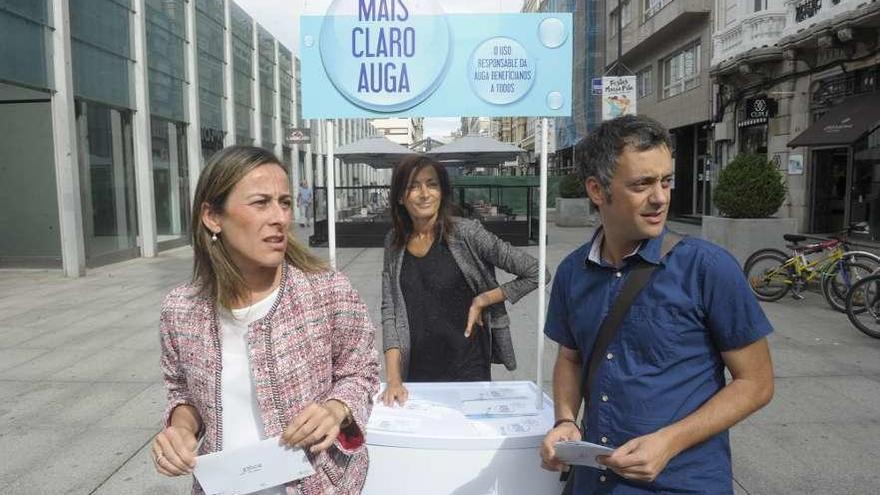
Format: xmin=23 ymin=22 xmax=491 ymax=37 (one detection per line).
xmin=555 ymin=173 xmax=594 ymax=227
xmin=701 ymin=153 xmax=796 ymax=264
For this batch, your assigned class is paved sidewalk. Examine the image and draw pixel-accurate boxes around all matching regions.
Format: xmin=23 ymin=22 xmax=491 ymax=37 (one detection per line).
xmin=1 ymin=221 xmax=878 ymax=494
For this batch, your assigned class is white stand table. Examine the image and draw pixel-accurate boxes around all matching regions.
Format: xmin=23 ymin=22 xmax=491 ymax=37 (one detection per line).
xmin=362 ymin=381 xmax=564 ymax=495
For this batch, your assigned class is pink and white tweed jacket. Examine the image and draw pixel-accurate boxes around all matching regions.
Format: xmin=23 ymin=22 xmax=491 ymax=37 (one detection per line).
xmin=159 ymin=262 xmax=379 ymax=495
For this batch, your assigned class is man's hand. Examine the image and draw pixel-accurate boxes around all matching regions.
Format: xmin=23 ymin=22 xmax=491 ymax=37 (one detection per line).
xmin=282 ymin=401 xmax=348 ymax=454
xmin=597 ymin=430 xmax=677 ymax=483
xmin=540 ymin=421 xmax=582 ymax=472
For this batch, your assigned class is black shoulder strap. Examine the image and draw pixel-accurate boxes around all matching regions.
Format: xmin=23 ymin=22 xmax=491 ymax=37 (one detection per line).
xmin=582 ymin=232 xmax=683 ymax=407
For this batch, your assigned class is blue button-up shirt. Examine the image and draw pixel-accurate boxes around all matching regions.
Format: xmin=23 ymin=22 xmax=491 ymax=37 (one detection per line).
xmin=545 ymin=229 xmax=773 ymax=494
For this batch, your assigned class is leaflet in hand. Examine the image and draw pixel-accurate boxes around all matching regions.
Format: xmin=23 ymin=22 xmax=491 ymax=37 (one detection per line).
xmin=193 ymin=437 xmax=314 ymax=495
xmin=554 ymin=440 xmax=614 ymax=470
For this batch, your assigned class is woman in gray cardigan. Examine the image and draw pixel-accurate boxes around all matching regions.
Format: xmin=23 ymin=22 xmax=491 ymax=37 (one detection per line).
xmin=379 ymin=155 xmax=547 ymax=405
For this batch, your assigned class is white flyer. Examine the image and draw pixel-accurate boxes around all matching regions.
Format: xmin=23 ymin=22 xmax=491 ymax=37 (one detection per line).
xmin=554 ymin=440 xmax=615 ymax=470
xmin=193 ymin=437 xmax=315 ymax=495
xmin=460 ymin=398 xmax=538 ymax=417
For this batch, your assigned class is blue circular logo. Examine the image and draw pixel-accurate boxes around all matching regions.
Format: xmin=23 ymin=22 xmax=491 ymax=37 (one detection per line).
xmin=318 ymin=0 xmax=452 ymax=113
xmin=468 ymin=37 xmax=535 ymax=105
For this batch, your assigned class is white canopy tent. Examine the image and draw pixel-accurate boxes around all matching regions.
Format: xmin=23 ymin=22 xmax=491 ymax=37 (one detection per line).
xmin=334 ymin=135 xmax=415 ymax=168
xmin=427 ymin=135 xmax=524 ymax=167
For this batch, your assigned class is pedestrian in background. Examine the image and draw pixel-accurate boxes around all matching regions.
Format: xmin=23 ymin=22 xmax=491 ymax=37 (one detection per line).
xmin=378 ymin=155 xmax=547 ymax=405
xmin=152 ymin=146 xmax=378 ymax=494
xmin=297 ymin=179 xmax=313 ymax=227
xmin=540 ymin=115 xmax=774 ymax=494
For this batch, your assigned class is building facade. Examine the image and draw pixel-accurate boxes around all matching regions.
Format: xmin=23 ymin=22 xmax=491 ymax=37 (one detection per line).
xmin=545 ymin=0 xmax=605 ymax=176
xmin=371 ymin=118 xmax=423 ymax=145
xmin=607 ymin=0 xmax=714 ymax=220
xmin=0 ymin=0 xmax=373 ymax=275
xmin=711 ymin=0 xmax=880 ymax=238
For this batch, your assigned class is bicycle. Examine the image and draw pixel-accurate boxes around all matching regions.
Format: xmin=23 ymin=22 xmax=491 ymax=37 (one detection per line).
xmin=845 ymin=272 xmax=880 ymax=339
xmin=743 ymin=223 xmax=879 ymax=310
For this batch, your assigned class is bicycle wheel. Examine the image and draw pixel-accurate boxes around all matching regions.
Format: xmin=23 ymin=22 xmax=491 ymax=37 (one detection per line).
xmin=742 ymin=248 xmax=788 ymax=272
xmin=841 ymin=250 xmax=880 ymax=269
xmin=743 ymin=252 xmax=791 ymax=302
xmin=821 ymin=260 xmax=875 ymax=312
xmin=845 ymin=274 xmax=880 ymax=339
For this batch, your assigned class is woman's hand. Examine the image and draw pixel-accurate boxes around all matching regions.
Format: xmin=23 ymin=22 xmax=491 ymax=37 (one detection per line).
xmin=465 ymin=298 xmax=485 ymax=338
xmin=379 ymin=381 xmax=409 ymax=406
xmin=282 ymin=401 xmax=349 ymax=454
xmin=152 ymin=425 xmax=198 ymax=476
xmin=465 ymin=289 xmax=506 ymax=337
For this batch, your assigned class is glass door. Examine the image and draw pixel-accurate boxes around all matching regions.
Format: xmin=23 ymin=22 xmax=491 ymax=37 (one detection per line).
xmin=811 ymin=148 xmax=849 ymax=234
xmin=851 ymin=128 xmax=880 ymax=240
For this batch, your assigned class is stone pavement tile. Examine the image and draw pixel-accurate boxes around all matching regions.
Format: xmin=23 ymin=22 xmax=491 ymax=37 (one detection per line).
xmin=17 ymin=322 xmax=134 ymax=352
xmin=111 ymin=326 xmax=162 ymax=352
xmin=733 ymin=422 xmax=879 ymax=495
xmin=103 ymin=383 xmax=167 ymax=430
xmin=769 ymin=333 xmax=880 ymax=378
xmin=0 ymin=325 xmax=58 ymax=348
xmin=2 ymin=381 xmax=154 ymax=429
xmin=0 ymin=348 xmax=52 ymax=372
xmin=2 ymin=347 xmax=156 ymax=383
xmin=0 ymin=426 xmax=158 ymax=495
xmin=0 ymin=425 xmax=87 ymax=489
xmin=2 ymin=304 xmax=107 ymax=331
xmin=1 ymin=347 xmax=96 ymax=380
xmin=746 ymin=376 xmax=880 ymax=426
xmin=51 ymin=348 xmax=158 ymax=382
xmin=90 ymin=441 xmax=191 ymax=495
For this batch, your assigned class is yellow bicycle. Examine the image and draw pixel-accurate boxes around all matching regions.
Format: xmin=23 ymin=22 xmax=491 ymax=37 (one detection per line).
xmin=744 ymin=224 xmax=879 ymax=310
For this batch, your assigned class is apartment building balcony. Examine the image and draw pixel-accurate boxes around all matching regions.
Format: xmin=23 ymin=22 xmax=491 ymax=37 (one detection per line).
xmin=782 ymin=0 xmax=862 ymax=38
xmin=616 ymin=0 xmax=711 ymax=62
xmin=712 ymin=9 xmax=787 ymax=67
xmin=778 ymin=0 xmax=880 ymax=56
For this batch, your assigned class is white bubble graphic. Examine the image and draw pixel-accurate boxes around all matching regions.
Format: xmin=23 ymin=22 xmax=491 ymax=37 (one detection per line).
xmin=538 ymin=17 xmax=567 ymax=49
xmin=546 ymin=91 xmax=564 ymax=110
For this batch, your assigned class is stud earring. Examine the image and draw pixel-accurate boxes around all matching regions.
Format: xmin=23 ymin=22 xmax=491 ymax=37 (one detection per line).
xmin=211 ymin=231 xmax=218 ymax=242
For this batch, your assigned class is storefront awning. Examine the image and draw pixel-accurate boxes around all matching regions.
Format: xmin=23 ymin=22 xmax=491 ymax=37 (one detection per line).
xmin=788 ymin=93 xmax=880 ymax=148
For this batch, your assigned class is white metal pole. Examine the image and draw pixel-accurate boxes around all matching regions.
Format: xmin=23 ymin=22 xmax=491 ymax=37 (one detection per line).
xmin=537 ymin=117 xmax=549 ymax=409
xmin=327 ymin=120 xmax=337 ymax=269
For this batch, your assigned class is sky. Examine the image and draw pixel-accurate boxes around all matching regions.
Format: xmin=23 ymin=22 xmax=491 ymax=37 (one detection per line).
xmin=232 ymin=0 xmax=525 ymax=138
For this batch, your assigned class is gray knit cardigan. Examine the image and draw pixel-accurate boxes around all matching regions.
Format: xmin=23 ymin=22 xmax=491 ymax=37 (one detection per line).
xmin=381 ymin=216 xmax=549 ymax=379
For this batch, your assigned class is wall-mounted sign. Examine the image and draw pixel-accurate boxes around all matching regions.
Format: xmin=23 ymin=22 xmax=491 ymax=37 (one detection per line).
xmin=746 ymin=97 xmax=771 ymax=119
xmin=300 ymin=2 xmax=572 ymax=119
xmin=788 ymin=154 xmax=804 ymax=175
xmin=591 ymin=78 xmax=603 ymax=96
xmin=601 ymin=76 xmax=636 ymax=121
xmin=286 ymin=127 xmax=311 ymax=144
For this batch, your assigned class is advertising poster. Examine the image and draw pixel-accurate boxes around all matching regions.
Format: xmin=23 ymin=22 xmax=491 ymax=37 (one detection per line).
xmin=601 ymin=76 xmax=637 ymax=120
xmin=300 ymin=1 xmax=573 ymax=119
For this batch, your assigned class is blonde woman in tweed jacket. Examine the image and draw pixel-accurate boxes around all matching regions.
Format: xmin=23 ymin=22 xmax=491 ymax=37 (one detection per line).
xmin=152 ymin=146 xmax=379 ymax=495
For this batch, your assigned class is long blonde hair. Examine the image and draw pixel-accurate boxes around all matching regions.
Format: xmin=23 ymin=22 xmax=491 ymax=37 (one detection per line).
xmin=191 ymin=145 xmax=325 ymax=308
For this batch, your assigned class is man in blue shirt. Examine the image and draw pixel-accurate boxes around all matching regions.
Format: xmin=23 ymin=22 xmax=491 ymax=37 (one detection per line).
xmin=540 ymin=115 xmax=774 ymax=494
